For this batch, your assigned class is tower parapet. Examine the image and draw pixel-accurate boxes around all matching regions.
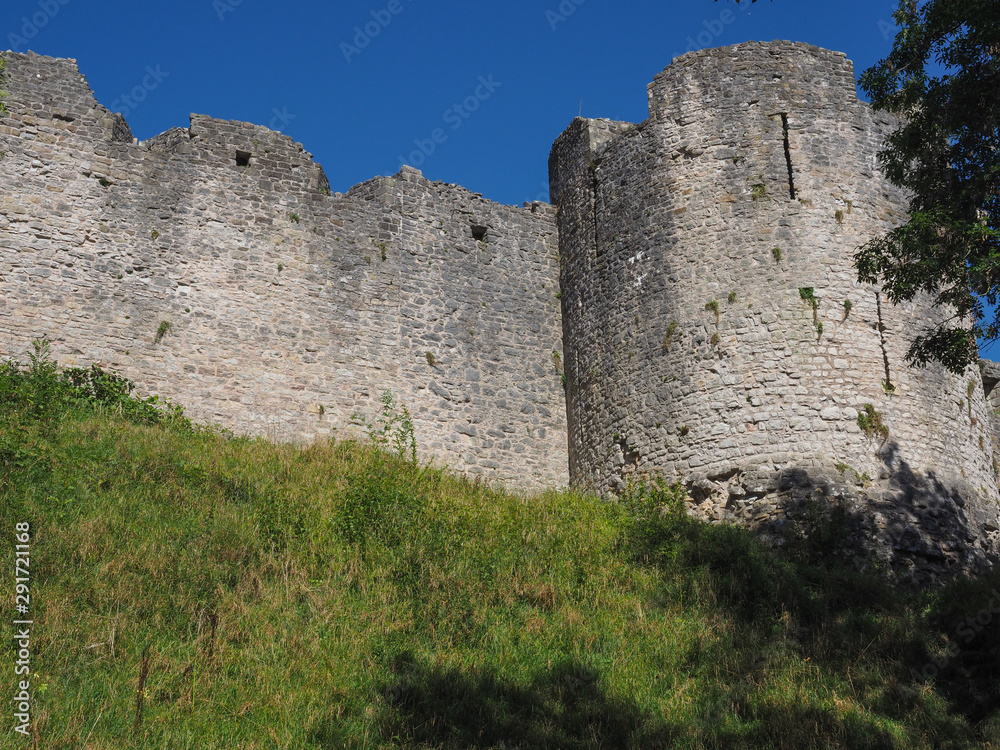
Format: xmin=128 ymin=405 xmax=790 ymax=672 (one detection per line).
xmin=551 ymin=41 xmax=1000 ymax=581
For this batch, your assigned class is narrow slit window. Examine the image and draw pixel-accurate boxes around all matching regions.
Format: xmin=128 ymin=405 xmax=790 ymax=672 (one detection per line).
xmin=235 ymin=150 xmax=252 ymax=167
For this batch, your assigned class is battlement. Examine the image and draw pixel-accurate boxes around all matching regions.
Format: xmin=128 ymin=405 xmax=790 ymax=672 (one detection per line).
xmin=0 ymin=49 xmax=567 ymax=493
xmin=652 ymin=41 xmax=858 ymax=121
xmin=551 ymin=42 xmax=1000 ymax=583
xmin=0 ymin=51 xmax=131 ymax=147
xmin=157 ymin=114 xmax=332 ymax=195
xmin=0 ymin=51 xmax=328 ymax=195
xmin=1 ymin=44 xmax=998 ymax=582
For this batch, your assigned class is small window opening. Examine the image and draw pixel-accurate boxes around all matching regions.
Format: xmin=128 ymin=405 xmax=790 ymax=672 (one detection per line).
xmin=235 ymin=150 xmax=252 ymax=167
xmin=983 ymin=372 xmax=998 ymax=399
xmin=471 ymin=224 xmax=488 ymax=241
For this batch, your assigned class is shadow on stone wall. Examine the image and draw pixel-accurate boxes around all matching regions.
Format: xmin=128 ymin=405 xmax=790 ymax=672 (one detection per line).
xmin=685 ymin=441 xmax=998 ymax=586
xmin=749 ymin=441 xmax=1000 ymax=586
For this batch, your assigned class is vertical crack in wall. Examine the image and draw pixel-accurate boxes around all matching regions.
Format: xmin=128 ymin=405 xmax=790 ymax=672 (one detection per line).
xmin=590 ymin=163 xmax=601 ymax=258
xmin=780 ymin=113 xmax=796 ymax=200
xmin=876 ymin=292 xmax=893 ymax=390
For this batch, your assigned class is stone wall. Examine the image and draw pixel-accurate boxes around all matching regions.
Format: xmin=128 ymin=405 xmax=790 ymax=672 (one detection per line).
xmin=0 ymin=51 xmax=568 ymax=493
xmin=3 ymin=43 xmax=999 ymax=580
xmin=551 ymin=41 xmax=1000 ymax=581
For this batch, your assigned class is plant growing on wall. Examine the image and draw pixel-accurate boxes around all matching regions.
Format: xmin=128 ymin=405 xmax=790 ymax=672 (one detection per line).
xmin=857 ymin=403 xmax=890 ymax=455
xmin=371 ymin=390 xmax=417 ymax=464
xmin=799 ymin=287 xmax=817 ymax=310
xmin=154 ymin=321 xmax=172 ymax=344
xmin=349 ymin=390 xmax=418 ymax=464
xmin=705 ymin=300 xmax=719 ymax=324
xmin=0 ymin=58 xmax=7 ymax=116
xmin=799 ymin=287 xmax=823 ymax=336
xmin=662 ymin=321 xmax=678 ymax=350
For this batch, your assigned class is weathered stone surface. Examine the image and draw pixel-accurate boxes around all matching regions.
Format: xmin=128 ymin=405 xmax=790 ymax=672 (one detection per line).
xmin=0 ymin=51 xmax=567 ymax=493
xmin=2 ymin=43 xmax=999 ymax=583
xmin=549 ymin=41 xmax=1000 ymax=583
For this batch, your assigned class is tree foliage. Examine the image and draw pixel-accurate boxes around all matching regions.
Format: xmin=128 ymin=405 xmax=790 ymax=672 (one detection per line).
xmin=855 ymin=0 xmax=1000 ymax=373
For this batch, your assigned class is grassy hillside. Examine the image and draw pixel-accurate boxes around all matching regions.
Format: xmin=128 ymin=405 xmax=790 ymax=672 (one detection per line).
xmin=2 ymin=341 xmax=1000 ymax=749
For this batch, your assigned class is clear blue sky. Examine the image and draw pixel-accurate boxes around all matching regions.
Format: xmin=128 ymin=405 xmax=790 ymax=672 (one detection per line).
xmin=2 ymin=0 xmax=902 ymax=204
xmin=9 ymin=1 xmax=994 ymax=355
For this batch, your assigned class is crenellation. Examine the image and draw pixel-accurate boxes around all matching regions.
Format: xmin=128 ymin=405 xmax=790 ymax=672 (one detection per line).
xmin=552 ymin=41 xmax=1000 ymax=583
xmin=2 ymin=42 xmax=999 ymax=581
xmin=0 ymin=48 xmax=568 ymax=493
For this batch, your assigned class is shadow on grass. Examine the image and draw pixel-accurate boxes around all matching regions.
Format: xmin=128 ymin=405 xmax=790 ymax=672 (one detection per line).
xmin=922 ymin=574 xmax=1000 ymax=726
xmin=370 ymin=652 xmax=678 ymax=749
xmin=629 ymin=487 xmax=1000 ymax=744
xmin=302 ymin=652 xmax=911 ymax=750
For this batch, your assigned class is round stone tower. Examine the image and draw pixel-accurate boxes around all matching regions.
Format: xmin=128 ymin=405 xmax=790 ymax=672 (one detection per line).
xmin=549 ymin=41 xmax=1000 ymax=581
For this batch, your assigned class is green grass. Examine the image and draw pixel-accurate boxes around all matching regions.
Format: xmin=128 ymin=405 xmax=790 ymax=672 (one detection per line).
xmin=2 ymin=345 xmax=1000 ymax=748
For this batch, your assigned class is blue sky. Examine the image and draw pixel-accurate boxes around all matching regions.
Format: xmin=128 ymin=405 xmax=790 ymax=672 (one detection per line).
xmin=10 ymin=1 xmax=993 ymax=355
xmin=2 ymin=0 xmax=903 ymax=204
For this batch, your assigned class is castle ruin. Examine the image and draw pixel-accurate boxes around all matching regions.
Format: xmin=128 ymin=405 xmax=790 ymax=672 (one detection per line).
xmin=2 ymin=41 xmax=998 ymax=581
